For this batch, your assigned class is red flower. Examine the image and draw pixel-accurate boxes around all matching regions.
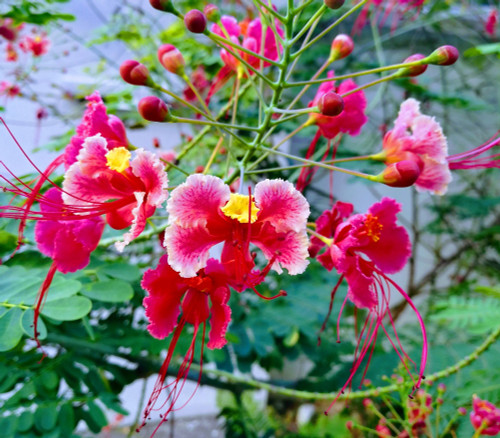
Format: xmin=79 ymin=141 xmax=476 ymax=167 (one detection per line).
xmin=470 ymin=396 xmax=500 ymax=436
xmin=19 ymin=33 xmax=50 ymax=57
xmin=140 ymin=255 xmax=231 ymax=430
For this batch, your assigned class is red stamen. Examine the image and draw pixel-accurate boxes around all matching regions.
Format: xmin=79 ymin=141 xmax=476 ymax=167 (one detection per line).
xmin=317 ymin=274 xmax=344 ymax=346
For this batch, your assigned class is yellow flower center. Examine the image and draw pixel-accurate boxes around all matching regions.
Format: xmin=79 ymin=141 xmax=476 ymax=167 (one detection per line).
xmin=105 ymin=147 xmax=131 ymax=173
xmin=221 ymin=193 xmax=259 ymax=223
xmin=363 ymin=213 xmax=383 ymax=242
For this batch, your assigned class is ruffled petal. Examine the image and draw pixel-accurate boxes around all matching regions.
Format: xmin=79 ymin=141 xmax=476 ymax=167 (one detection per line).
xmin=181 ymin=289 xmax=210 ymax=327
xmin=164 ymin=224 xmax=224 ymax=278
xmin=252 ymin=224 xmax=309 ymax=275
xmin=362 ymin=198 xmax=412 ymax=274
xmin=254 ymin=179 xmax=310 ymax=233
xmin=141 ymin=255 xmax=186 ymax=339
xmin=345 ymin=257 xmax=377 ymax=309
xmin=167 ymin=174 xmax=231 ymax=228
xmin=129 ymin=148 xmax=169 ymax=208
xmin=207 ymin=285 xmax=231 ymax=349
xmin=416 ymin=155 xmax=452 ymax=195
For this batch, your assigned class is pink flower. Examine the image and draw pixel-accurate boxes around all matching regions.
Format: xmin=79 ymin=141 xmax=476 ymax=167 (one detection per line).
xmin=182 ymin=66 xmax=210 ymax=103
xmin=470 ymin=396 xmax=500 ymax=436
xmin=33 ymin=188 xmax=104 ymax=353
xmin=6 ymin=43 xmax=18 ymax=62
xmin=19 ymin=33 xmax=50 ymax=57
xmin=313 ymin=199 xmax=427 ymax=410
xmin=354 ymin=0 xmax=426 ymax=33
xmin=64 ymin=91 xmax=129 ymax=169
xmin=165 ymin=175 xmax=310 ymax=289
xmin=308 ymin=72 xmax=368 ymax=140
xmin=140 ymin=255 xmax=231 ymax=429
xmin=485 ymin=9 xmax=499 ymax=37
xmin=380 ymin=98 xmax=451 ymax=195
xmin=0 ymin=80 xmax=20 ymax=98
xmin=62 ymin=135 xmax=169 ymax=251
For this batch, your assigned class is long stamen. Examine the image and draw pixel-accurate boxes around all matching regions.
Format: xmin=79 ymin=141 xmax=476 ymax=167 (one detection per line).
xmin=317 ymin=274 xmax=344 ymax=346
xmin=250 ymin=285 xmax=287 ymax=301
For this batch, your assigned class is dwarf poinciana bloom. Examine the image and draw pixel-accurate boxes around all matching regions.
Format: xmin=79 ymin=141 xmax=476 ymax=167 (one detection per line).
xmin=408 ymin=390 xmax=432 ymax=436
xmin=62 ymin=135 xmax=169 ymax=251
xmin=0 ymin=80 xmax=20 ymax=98
xmin=470 ymin=396 xmax=500 ymax=436
xmin=313 ymin=198 xmax=427 ymax=409
xmin=6 ymin=43 xmax=18 ymax=62
xmin=19 ymin=33 xmax=50 ymax=57
xmin=65 ymin=91 xmax=129 ymax=169
xmin=377 ymin=98 xmax=451 ymax=195
xmin=33 ymin=188 xmax=104 ymax=350
xmin=485 ymin=9 xmax=498 ymax=37
xmin=354 ymin=0 xmax=426 ymax=34
xmin=140 ymin=255 xmax=231 ymax=431
xmin=165 ymin=175 xmax=310 ymax=289
xmin=297 ymin=71 xmax=368 ymax=191
xmin=207 ymin=14 xmax=284 ymax=101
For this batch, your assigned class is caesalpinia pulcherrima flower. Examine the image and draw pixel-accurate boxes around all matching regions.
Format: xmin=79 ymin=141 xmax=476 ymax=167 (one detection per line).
xmin=374 ymin=98 xmax=451 ymax=195
xmin=297 ymin=71 xmax=367 ymax=191
xmin=62 ymin=134 xmax=168 ymax=251
xmin=312 ymin=198 xmax=427 ymax=409
xmin=19 ymin=33 xmax=50 ymax=57
xmin=470 ymin=396 xmax=500 ymax=436
xmin=165 ymin=175 xmax=310 ymax=290
xmin=140 ymin=255 xmax=232 ymax=432
xmin=33 ymin=188 xmax=105 ymax=351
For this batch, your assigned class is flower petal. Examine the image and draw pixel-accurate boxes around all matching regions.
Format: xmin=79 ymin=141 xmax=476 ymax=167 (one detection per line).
xmin=164 ymin=223 xmax=224 ymax=278
xmin=254 ymin=179 xmax=309 ymax=233
xmin=167 ymin=174 xmax=230 ymax=228
xmin=141 ymin=255 xmax=186 ymax=339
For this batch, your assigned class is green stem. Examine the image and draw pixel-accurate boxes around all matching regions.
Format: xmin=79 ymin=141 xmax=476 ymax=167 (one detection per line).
xmin=340 ymin=73 xmax=399 ymax=99
xmin=153 ymin=85 xmax=209 ymax=119
xmin=182 ymin=73 xmax=213 ymax=117
xmin=159 ymin=158 xmax=190 ymax=176
xmin=171 ymin=116 xmax=260 ymax=132
xmin=292 ymin=0 xmax=368 ymax=59
xmin=290 ymin=4 xmax=327 ymax=45
xmin=0 ymin=301 xmax=31 ymax=310
xmin=252 ymin=0 xmax=285 ymax=21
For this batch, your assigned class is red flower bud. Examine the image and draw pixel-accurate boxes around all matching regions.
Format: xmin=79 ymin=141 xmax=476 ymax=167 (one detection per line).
xmin=204 ymin=4 xmax=221 ymax=23
xmin=427 ymin=45 xmax=459 ymax=66
xmin=184 ymin=9 xmax=207 ymax=34
xmin=379 ymin=160 xmax=421 ymax=188
xmin=346 ymin=420 xmax=353 ymax=431
xmin=149 ymin=0 xmax=178 ymax=14
xmin=437 ymin=383 xmax=446 ymax=393
xmin=120 ymin=60 xmax=151 ymax=86
xmin=324 ymin=0 xmax=345 ymax=9
xmin=318 ymin=91 xmax=344 ymax=116
xmin=395 ymin=54 xmax=428 ymax=78
xmin=0 ymin=26 xmax=16 ymax=42
xmin=330 ymin=34 xmax=354 ymax=61
xmin=363 ymin=398 xmax=373 ymax=408
xmin=138 ymin=96 xmax=171 ymax=122
xmin=158 ymin=44 xmax=185 ymax=75
xmin=458 ymin=407 xmax=467 ymax=416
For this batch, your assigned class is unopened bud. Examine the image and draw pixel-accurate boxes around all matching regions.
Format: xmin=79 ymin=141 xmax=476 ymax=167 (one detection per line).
xmin=378 ymin=160 xmax=421 ymax=188
xmin=158 ymin=44 xmax=185 ymax=75
xmin=149 ymin=0 xmax=180 ymax=15
xmin=184 ymin=9 xmax=207 ymax=34
xmin=437 ymin=397 xmax=444 ymax=405
xmin=138 ymin=96 xmax=171 ymax=122
xmin=204 ymin=4 xmax=221 ymax=22
xmin=330 ymin=34 xmax=354 ymax=62
xmin=363 ymin=398 xmax=373 ymax=408
xmin=0 ymin=26 xmax=16 ymax=42
xmin=458 ymin=407 xmax=467 ymax=416
xmin=324 ymin=0 xmax=345 ymax=9
xmin=346 ymin=420 xmax=354 ymax=431
xmin=394 ymin=54 xmax=428 ymax=78
xmin=437 ymin=383 xmax=447 ymax=393
xmin=318 ymin=91 xmax=344 ymax=116
xmin=427 ymin=45 xmax=459 ymax=66
xmin=120 ymin=60 xmax=151 ymax=86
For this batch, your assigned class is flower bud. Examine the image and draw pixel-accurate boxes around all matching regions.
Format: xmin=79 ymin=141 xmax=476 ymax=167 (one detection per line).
xmin=324 ymin=0 xmax=345 ymax=9
xmin=437 ymin=397 xmax=444 ymax=405
xmin=427 ymin=45 xmax=459 ymax=66
xmin=378 ymin=160 xmax=421 ymax=188
xmin=204 ymin=4 xmax=221 ymax=22
xmin=394 ymin=54 xmax=428 ymax=78
xmin=120 ymin=60 xmax=151 ymax=86
xmin=363 ymin=398 xmax=373 ymax=408
xmin=0 ymin=26 xmax=16 ymax=42
xmin=158 ymin=44 xmax=185 ymax=75
xmin=138 ymin=96 xmax=171 ymax=122
xmin=184 ymin=9 xmax=207 ymax=34
xmin=437 ymin=383 xmax=447 ymax=393
xmin=458 ymin=407 xmax=467 ymax=416
xmin=149 ymin=0 xmax=179 ymax=15
xmin=329 ymin=34 xmax=354 ymax=62
xmin=318 ymin=91 xmax=344 ymax=116
xmin=346 ymin=420 xmax=353 ymax=431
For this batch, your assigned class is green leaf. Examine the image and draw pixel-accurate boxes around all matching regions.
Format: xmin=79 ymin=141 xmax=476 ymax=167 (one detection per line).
xmin=21 ymin=309 xmax=47 ymax=340
xmin=17 ymin=411 xmax=34 ymax=433
xmin=0 ymin=415 xmax=17 ymax=438
xmin=86 ymin=401 xmax=108 ymax=430
xmin=41 ymin=296 xmax=92 ymax=321
xmin=58 ymin=403 xmax=75 ymax=436
xmin=0 ymin=307 xmax=24 ymax=351
xmin=82 ymin=280 xmax=134 ymax=303
xmin=44 ymin=277 xmax=82 ymax=302
xmin=475 ymin=285 xmax=500 ymax=299
xmin=283 ymin=327 xmax=300 ymax=347
xmin=465 ymin=43 xmax=500 ymax=57
xmin=34 ymin=404 xmax=58 ymax=433
xmin=99 ymin=263 xmax=141 ymax=282
xmin=0 ymin=230 xmax=17 ymax=256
